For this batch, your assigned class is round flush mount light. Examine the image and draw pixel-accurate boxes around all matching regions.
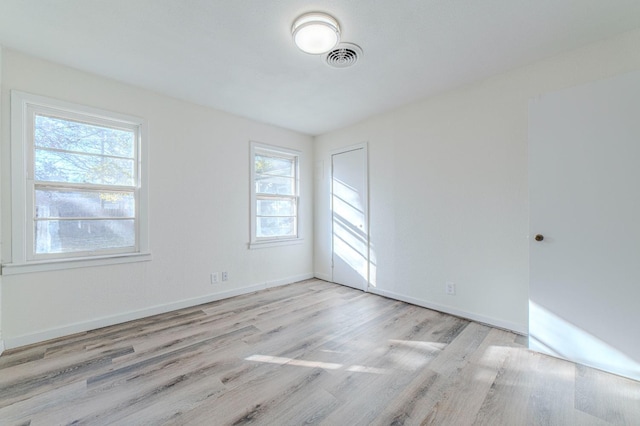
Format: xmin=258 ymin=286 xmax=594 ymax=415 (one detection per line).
xmin=292 ymin=12 xmax=340 ymax=55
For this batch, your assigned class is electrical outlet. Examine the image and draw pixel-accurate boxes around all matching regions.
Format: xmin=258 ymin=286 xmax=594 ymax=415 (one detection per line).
xmin=211 ymin=272 xmax=219 ymax=284
xmin=445 ymin=282 xmax=456 ymax=295
xmin=222 ymin=271 xmax=228 ymax=281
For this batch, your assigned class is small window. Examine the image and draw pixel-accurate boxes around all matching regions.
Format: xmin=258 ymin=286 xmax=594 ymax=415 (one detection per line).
xmin=5 ymin=91 xmax=150 ymax=273
xmin=250 ymin=142 xmax=302 ymax=248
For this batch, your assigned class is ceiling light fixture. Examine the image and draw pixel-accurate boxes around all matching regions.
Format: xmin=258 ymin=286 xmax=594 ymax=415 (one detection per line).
xmin=292 ymin=12 xmax=340 ymax=55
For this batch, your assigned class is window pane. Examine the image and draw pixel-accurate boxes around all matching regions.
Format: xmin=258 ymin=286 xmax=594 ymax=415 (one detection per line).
xmin=255 ymin=175 xmax=294 ymax=195
xmin=257 ymin=199 xmax=295 ymax=216
xmin=255 ymin=155 xmax=294 ymax=176
xmin=35 ymin=219 xmax=135 ymax=254
xmin=35 ymin=114 xmax=135 ymax=158
xmin=36 ymin=189 xmax=134 ymax=219
xmin=256 ymin=217 xmax=296 ymax=238
xmin=35 ymin=148 xmax=135 ymax=185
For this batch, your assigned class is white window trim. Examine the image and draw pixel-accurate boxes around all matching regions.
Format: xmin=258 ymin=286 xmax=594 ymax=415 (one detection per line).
xmin=2 ymin=91 xmax=151 ymax=275
xmin=249 ymin=141 xmax=303 ymax=249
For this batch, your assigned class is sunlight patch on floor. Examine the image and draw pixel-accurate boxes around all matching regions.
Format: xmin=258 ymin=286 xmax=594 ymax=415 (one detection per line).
xmin=346 ymin=365 xmax=389 ymax=374
xmin=389 ymin=339 xmax=446 ymax=351
xmin=245 ymin=355 xmax=389 ymax=375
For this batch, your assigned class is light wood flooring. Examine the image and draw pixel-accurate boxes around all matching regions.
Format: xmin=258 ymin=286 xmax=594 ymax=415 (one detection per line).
xmin=0 ymin=279 xmax=638 ymax=425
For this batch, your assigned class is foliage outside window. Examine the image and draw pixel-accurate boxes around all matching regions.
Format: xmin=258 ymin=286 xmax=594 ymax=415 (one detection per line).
xmin=7 ymin=91 xmax=149 ymax=272
xmin=250 ymin=142 xmax=301 ymax=248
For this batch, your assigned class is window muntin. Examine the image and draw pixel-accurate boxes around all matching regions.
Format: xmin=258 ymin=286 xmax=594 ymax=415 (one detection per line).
xmin=251 ymin=143 xmax=301 ymax=246
xmin=10 ymin=91 xmax=148 ymax=266
xmin=29 ymin=113 xmax=139 ymax=259
xmin=34 ymin=187 xmax=137 ymax=255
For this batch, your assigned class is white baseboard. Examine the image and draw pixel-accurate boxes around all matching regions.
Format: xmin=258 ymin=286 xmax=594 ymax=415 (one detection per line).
xmin=314 ymin=272 xmax=332 ymax=282
xmin=0 ymin=339 xmax=5 ymax=356
xmin=263 ymin=272 xmax=314 ymax=289
xmin=366 ymin=286 xmax=527 ymax=335
xmin=3 ymin=272 xmax=314 ymax=350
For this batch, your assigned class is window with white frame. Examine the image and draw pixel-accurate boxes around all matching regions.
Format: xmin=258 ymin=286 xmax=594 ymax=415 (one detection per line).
xmin=250 ymin=142 xmax=301 ymax=248
xmin=6 ymin=91 xmax=149 ymax=272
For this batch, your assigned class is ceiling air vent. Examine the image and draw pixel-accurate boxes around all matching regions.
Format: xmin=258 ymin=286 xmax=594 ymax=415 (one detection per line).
xmin=325 ymin=43 xmax=363 ymax=68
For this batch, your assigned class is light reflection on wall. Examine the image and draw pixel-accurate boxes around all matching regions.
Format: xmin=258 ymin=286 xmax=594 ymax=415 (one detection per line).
xmin=332 ymin=177 xmax=371 ymax=284
xmin=529 ymin=301 xmax=640 ymax=381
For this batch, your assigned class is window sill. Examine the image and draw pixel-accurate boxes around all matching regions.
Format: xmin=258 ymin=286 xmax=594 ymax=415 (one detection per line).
xmin=1 ymin=252 xmax=152 ymax=275
xmin=248 ymin=238 xmax=304 ymax=250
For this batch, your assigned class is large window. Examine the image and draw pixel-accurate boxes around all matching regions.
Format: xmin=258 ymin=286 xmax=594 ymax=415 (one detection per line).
xmin=6 ymin=91 xmax=149 ymax=273
xmin=250 ymin=142 xmax=302 ymax=248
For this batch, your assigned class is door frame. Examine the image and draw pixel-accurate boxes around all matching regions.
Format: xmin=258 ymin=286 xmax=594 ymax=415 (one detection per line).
xmin=330 ymin=142 xmax=370 ymax=291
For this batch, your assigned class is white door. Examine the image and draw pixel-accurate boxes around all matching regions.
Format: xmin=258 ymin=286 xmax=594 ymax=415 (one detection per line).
xmin=529 ymin=71 xmax=640 ymax=381
xmin=331 ymin=146 xmax=368 ymax=291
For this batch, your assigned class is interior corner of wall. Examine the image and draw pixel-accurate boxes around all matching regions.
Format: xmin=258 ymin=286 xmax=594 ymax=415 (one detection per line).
xmin=314 ymin=272 xmax=331 ymax=282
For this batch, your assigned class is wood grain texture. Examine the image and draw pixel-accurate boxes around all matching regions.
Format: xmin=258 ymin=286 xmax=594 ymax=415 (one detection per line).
xmin=0 ymin=279 xmax=638 ymax=425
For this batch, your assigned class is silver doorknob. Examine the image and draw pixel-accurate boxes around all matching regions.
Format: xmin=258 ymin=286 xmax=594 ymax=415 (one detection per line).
xmin=534 ymin=234 xmax=544 ymax=241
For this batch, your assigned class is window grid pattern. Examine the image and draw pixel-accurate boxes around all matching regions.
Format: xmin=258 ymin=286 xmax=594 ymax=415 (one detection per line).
xmin=28 ymin=110 xmax=140 ymax=259
xmin=253 ymin=148 xmax=299 ymax=241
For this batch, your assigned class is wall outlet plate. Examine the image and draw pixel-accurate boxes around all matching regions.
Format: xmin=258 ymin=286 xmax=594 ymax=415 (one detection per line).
xmin=445 ymin=282 xmax=456 ymax=295
xmin=211 ymin=272 xmax=219 ymax=284
xmin=222 ymin=271 xmax=228 ymax=281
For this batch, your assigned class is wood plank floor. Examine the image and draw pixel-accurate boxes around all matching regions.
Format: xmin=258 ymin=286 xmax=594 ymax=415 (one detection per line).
xmin=1 ymin=279 xmax=638 ymax=425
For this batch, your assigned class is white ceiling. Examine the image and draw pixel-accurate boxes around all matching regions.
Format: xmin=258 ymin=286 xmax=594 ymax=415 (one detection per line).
xmin=1 ymin=1 xmax=640 ymax=135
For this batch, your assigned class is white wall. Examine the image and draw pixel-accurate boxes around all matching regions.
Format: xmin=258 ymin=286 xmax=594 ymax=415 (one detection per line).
xmin=4 ymin=28 xmax=640 ymax=350
xmin=0 ymin=46 xmax=3 ymax=355
xmin=0 ymin=49 xmax=314 ymax=348
xmin=314 ymin=29 xmax=640 ymax=334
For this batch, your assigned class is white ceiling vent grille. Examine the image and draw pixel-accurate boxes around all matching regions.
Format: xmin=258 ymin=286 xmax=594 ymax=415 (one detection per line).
xmin=325 ymin=43 xmax=362 ymax=68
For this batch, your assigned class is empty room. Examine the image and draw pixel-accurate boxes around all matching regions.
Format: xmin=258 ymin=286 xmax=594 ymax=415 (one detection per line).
xmin=1 ymin=1 xmax=639 ymax=425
